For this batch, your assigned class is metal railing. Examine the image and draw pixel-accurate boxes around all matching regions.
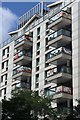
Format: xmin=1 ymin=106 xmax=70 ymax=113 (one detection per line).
xmin=14 ymin=50 xmax=32 ymax=60
xmin=48 ymin=10 xmax=71 ymax=25
xmin=15 ymin=35 xmax=33 ymax=46
xmin=46 ymin=47 xmax=71 ymax=60
xmin=48 ymin=29 xmax=71 ymax=41
xmin=46 ymin=66 xmax=71 ymax=78
xmin=45 ymin=85 xmax=72 ymax=97
xmin=13 ymin=66 xmax=31 ymax=75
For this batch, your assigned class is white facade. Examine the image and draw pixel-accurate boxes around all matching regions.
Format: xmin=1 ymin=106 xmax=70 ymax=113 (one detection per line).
xmin=0 ymin=0 xmax=80 ymax=109
xmin=72 ymin=0 xmax=80 ymax=106
xmin=0 ymin=41 xmax=14 ymax=100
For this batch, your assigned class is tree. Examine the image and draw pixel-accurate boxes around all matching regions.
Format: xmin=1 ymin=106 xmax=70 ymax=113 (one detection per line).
xmin=3 ymin=89 xmax=75 ymax=120
xmin=64 ymin=99 xmax=80 ymax=120
xmin=2 ymin=90 xmax=54 ymax=120
xmin=73 ymin=99 xmax=80 ymax=119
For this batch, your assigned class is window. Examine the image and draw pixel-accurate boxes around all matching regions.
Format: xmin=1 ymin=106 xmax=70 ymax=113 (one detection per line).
xmin=35 ymin=74 xmax=39 ymax=88
xmin=36 ymin=58 xmax=40 ymax=66
xmin=1 ymin=76 xmax=3 ymax=83
xmin=36 ymin=74 xmax=39 ymax=83
xmin=37 ymin=42 xmax=40 ymax=50
xmin=36 ymin=51 xmax=40 ymax=56
xmin=7 ymin=47 xmax=9 ymax=57
xmin=4 ymin=88 xmax=6 ymax=95
xmin=7 ymin=47 xmax=9 ymax=53
xmin=36 ymin=66 xmax=39 ymax=71
xmin=0 ymin=90 xmax=2 ymax=97
xmin=2 ymin=47 xmax=9 ymax=57
xmin=2 ymin=62 xmax=4 ymax=69
xmin=45 ymin=37 xmax=48 ymax=45
xmin=5 ymin=81 xmax=7 ymax=85
xmin=2 ymin=49 xmax=5 ymax=56
xmin=1 ymin=74 xmax=7 ymax=86
xmin=37 ymin=27 xmax=40 ymax=35
xmin=37 ymin=27 xmax=40 ymax=40
xmin=5 ymin=74 xmax=7 ymax=80
xmin=46 ymin=22 xmax=49 ymax=35
xmin=35 ymin=83 xmax=39 ymax=88
xmin=2 ymin=60 xmax=8 ymax=70
xmin=6 ymin=60 xmax=8 ymax=67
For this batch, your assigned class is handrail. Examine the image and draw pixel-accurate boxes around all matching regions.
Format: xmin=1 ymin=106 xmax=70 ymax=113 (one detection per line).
xmin=46 ymin=66 xmax=71 ymax=78
xmin=48 ymin=29 xmax=71 ymax=41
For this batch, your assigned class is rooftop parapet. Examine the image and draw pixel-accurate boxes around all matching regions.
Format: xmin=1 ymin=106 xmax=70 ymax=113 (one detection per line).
xmin=18 ymin=2 xmax=48 ymax=29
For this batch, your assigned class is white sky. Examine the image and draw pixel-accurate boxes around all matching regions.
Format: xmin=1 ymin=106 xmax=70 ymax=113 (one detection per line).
xmin=0 ymin=7 xmax=18 ymax=44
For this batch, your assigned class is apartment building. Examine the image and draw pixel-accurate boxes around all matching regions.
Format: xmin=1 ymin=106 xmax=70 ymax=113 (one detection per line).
xmin=0 ymin=0 xmax=80 ymax=111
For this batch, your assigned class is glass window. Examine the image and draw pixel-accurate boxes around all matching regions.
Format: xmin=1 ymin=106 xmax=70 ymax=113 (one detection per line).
xmin=37 ymin=27 xmax=40 ymax=35
xmin=37 ymin=42 xmax=40 ymax=50
xmin=36 ymin=58 xmax=40 ymax=66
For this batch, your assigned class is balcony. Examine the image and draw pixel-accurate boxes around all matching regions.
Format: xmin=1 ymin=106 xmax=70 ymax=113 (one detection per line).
xmin=52 ymin=86 xmax=72 ymax=102
xmin=48 ymin=11 xmax=71 ymax=30
xmin=13 ymin=66 xmax=31 ymax=79
xmin=12 ymin=82 xmax=31 ymax=93
xmin=13 ymin=51 xmax=32 ymax=65
xmin=14 ymin=35 xmax=33 ymax=49
xmin=48 ymin=29 xmax=71 ymax=47
xmin=46 ymin=47 xmax=71 ymax=65
xmin=45 ymin=66 xmax=72 ymax=83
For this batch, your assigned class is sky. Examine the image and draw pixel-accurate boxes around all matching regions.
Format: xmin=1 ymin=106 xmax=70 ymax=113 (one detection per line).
xmin=0 ymin=1 xmax=57 ymax=44
xmin=0 ymin=2 xmax=39 ymax=44
xmin=2 ymin=2 xmax=39 ymax=17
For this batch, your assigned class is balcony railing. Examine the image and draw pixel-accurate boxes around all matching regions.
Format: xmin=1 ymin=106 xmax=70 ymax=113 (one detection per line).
xmin=12 ymin=82 xmax=30 ymax=92
xmin=46 ymin=47 xmax=71 ymax=61
xmin=13 ymin=66 xmax=31 ymax=75
xmin=48 ymin=10 xmax=71 ymax=25
xmin=14 ymin=51 xmax=32 ymax=60
xmin=16 ymin=82 xmax=30 ymax=89
xmin=48 ymin=29 xmax=71 ymax=41
xmin=56 ymin=86 xmax=71 ymax=94
xmin=15 ymin=35 xmax=33 ymax=46
xmin=45 ymin=86 xmax=71 ymax=97
xmin=46 ymin=66 xmax=71 ymax=78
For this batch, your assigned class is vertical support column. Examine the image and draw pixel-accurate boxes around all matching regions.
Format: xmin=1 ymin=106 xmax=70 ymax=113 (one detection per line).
xmin=72 ymin=0 xmax=80 ymax=106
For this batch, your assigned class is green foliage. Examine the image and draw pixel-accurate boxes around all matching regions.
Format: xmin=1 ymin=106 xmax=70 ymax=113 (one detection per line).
xmin=2 ymin=89 xmax=77 ymax=120
xmin=2 ymin=90 xmax=53 ymax=120
xmin=73 ymin=99 xmax=80 ymax=119
xmin=65 ymin=99 xmax=80 ymax=120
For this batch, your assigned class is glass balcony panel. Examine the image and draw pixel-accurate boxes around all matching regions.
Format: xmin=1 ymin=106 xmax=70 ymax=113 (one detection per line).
xmin=45 ymin=89 xmax=55 ymax=97
xmin=48 ymin=11 xmax=71 ymax=25
xmin=46 ymin=66 xmax=71 ymax=78
xmin=14 ymin=50 xmax=32 ymax=60
xmin=15 ymin=36 xmax=25 ymax=45
xmin=48 ymin=29 xmax=71 ymax=41
xmin=56 ymin=86 xmax=71 ymax=94
xmin=45 ymin=86 xmax=71 ymax=97
xmin=14 ymin=82 xmax=30 ymax=89
xmin=13 ymin=66 xmax=31 ymax=75
xmin=46 ymin=47 xmax=71 ymax=61
xmin=15 ymin=35 xmax=33 ymax=47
